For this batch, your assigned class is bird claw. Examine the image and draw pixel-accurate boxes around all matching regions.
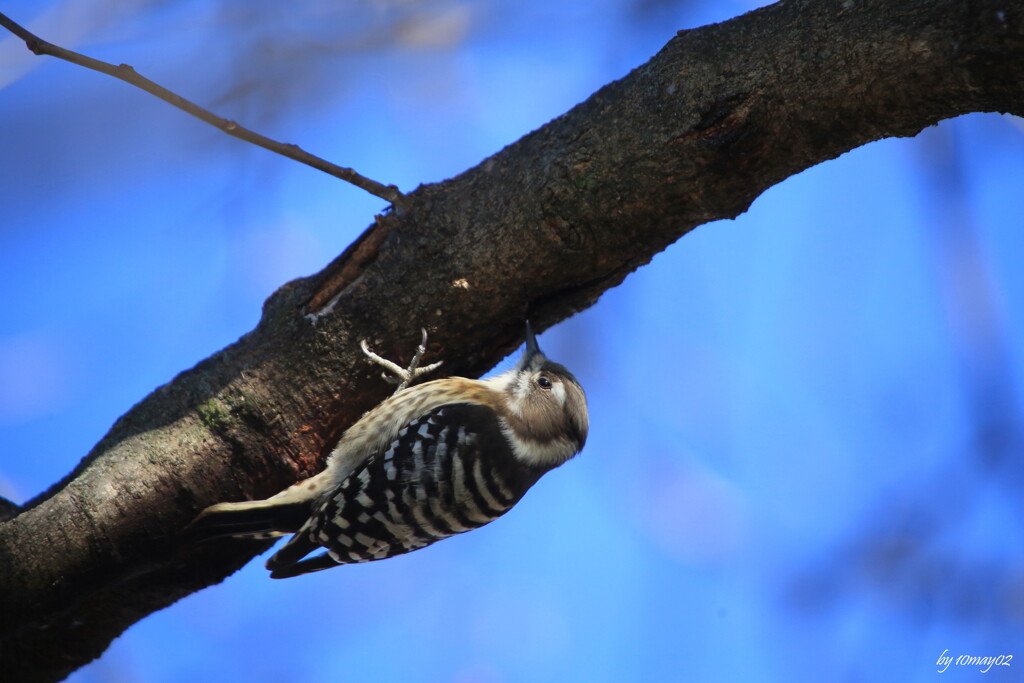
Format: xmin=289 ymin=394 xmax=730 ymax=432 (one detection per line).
xmin=360 ymin=328 xmax=443 ymax=394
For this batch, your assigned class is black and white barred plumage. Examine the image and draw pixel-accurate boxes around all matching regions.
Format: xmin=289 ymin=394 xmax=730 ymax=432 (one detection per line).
xmin=190 ymin=326 xmax=588 ymax=578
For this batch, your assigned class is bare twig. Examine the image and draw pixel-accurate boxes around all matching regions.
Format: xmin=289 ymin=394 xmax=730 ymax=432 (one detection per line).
xmin=0 ymin=12 xmax=406 ymax=206
xmin=360 ymin=329 xmax=444 ymax=393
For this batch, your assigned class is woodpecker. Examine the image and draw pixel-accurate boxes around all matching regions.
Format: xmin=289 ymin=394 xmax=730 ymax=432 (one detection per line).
xmin=189 ymin=324 xmax=588 ymax=578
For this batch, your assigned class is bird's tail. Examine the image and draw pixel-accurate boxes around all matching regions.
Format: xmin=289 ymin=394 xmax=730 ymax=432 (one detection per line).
xmin=186 ymin=499 xmax=311 ymax=542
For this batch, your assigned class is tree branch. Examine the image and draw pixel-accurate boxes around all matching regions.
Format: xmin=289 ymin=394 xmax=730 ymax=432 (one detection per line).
xmin=0 ymin=0 xmax=1021 ymax=681
xmin=0 ymin=12 xmax=406 ymax=206
xmin=0 ymin=496 xmax=19 ymax=522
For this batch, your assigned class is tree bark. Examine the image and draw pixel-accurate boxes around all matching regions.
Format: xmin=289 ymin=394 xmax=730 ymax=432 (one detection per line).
xmin=1 ymin=0 xmax=1021 ymax=680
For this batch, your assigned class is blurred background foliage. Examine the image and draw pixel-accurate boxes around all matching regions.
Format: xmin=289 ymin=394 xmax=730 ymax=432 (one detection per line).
xmin=1 ymin=1 xmax=1022 ymax=681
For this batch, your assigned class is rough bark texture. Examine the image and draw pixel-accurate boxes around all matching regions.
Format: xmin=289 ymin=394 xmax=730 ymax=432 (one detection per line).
xmin=2 ymin=0 xmax=1022 ymax=680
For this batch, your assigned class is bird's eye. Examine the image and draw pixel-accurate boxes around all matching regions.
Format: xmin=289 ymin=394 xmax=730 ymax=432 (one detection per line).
xmin=537 ymin=376 xmax=553 ymax=390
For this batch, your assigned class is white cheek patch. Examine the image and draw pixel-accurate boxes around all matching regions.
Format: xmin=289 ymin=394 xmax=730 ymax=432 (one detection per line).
xmin=510 ymin=375 xmax=531 ymax=403
xmin=502 ymin=423 xmax=576 ymax=467
xmin=552 ymin=380 xmax=566 ymax=406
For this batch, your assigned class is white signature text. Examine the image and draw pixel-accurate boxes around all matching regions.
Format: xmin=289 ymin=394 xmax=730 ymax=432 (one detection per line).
xmin=937 ymin=649 xmax=1013 ymax=674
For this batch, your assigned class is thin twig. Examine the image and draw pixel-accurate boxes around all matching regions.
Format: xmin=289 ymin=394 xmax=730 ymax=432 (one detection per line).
xmin=360 ymin=329 xmax=443 ymax=393
xmin=0 ymin=12 xmax=406 ymax=207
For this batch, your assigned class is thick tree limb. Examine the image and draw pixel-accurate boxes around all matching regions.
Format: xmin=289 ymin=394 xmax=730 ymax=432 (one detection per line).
xmin=1 ymin=0 xmax=1021 ymax=681
xmin=0 ymin=12 xmax=405 ymax=205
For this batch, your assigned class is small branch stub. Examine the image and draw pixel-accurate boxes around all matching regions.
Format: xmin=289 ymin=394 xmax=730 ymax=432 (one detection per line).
xmin=361 ymin=329 xmax=444 ymax=393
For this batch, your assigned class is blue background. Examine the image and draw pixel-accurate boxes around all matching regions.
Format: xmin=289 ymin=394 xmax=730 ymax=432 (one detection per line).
xmin=1 ymin=1 xmax=1022 ymax=681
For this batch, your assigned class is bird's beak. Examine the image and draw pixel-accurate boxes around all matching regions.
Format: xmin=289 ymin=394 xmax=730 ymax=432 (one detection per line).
xmin=523 ymin=320 xmax=544 ymax=363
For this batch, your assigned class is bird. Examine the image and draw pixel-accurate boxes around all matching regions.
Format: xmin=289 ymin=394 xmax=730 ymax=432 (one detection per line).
xmin=188 ymin=323 xmax=588 ymax=578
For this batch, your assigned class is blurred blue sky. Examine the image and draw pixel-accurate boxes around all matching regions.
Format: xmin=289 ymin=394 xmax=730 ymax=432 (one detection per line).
xmin=2 ymin=1 xmax=1023 ymax=681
